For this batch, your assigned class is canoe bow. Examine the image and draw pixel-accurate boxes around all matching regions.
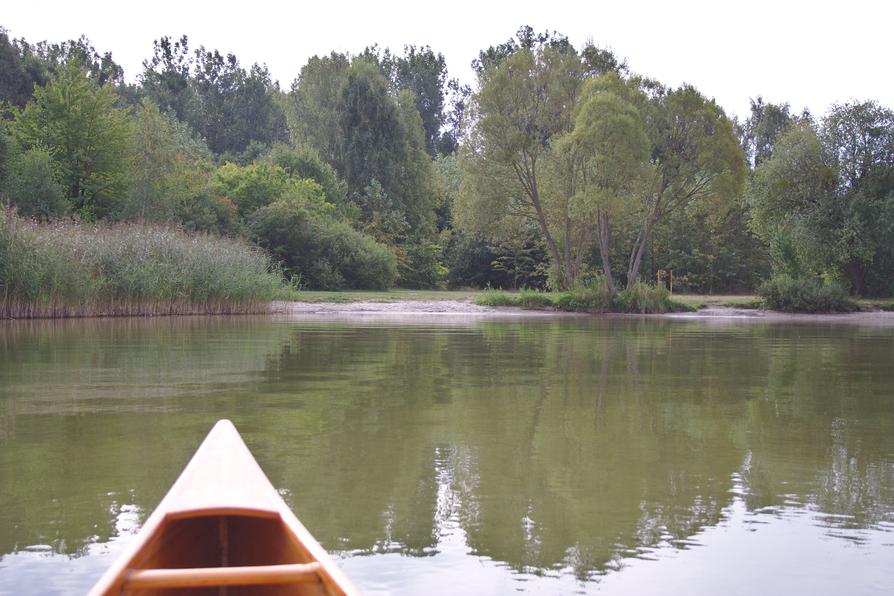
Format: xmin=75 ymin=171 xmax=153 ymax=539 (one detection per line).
xmin=89 ymin=419 xmax=359 ymax=595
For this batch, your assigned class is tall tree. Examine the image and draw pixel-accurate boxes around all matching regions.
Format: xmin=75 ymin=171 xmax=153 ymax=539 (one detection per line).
xmin=336 ymin=60 xmax=406 ymax=201
xmin=287 ymin=52 xmax=351 ymax=167
xmin=743 ymin=96 xmax=793 ymax=168
xmin=544 ymin=78 xmax=651 ymax=292
xmin=366 ymin=45 xmax=448 ymax=157
xmin=746 ymin=101 xmax=894 ymax=294
xmin=622 ymin=81 xmax=746 ymax=286
xmin=465 ymin=45 xmax=582 ymax=288
xmin=0 ymin=29 xmax=49 ymax=107
xmin=139 ymin=35 xmax=194 ymax=123
xmin=13 ymin=62 xmax=132 ymax=219
xmin=460 ymin=37 xmax=630 ymax=289
xmin=191 ymin=48 xmax=286 ymax=155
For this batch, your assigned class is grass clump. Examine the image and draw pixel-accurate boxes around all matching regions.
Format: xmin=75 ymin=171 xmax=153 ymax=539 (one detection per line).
xmin=758 ymin=274 xmax=857 ymax=313
xmin=0 ymin=211 xmax=287 ymax=318
xmin=614 ymin=283 xmax=688 ymax=314
xmin=474 ymin=288 xmax=554 ymax=308
xmin=475 ymin=282 xmax=690 ymax=314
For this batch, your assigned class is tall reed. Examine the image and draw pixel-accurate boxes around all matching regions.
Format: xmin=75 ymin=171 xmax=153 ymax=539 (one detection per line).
xmin=0 ymin=211 xmax=287 ymax=318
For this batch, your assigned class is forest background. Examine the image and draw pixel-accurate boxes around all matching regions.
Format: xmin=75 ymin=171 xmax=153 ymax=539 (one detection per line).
xmin=1 ymin=24 xmax=892 ymax=307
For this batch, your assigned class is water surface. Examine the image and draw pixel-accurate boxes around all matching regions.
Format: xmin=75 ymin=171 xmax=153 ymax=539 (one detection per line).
xmin=0 ymin=315 xmax=892 ymax=594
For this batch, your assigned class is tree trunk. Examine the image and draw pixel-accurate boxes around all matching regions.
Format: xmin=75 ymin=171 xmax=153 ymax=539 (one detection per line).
xmin=596 ymin=209 xmax=616 ymax=294
xmin=626 ymin=215 xmax=657 ymax=289
xmin=520 ymin=164 xmax=569 ymax=290
xmin=846 ymin=258 xmax=866 ymax=296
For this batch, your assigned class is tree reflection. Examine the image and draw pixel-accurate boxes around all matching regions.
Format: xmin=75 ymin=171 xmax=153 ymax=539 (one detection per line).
xmin=0 ymin=317 xmax=892 ymax=586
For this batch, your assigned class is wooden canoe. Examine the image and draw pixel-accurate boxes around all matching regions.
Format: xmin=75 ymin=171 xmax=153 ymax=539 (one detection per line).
xmin=90 ymin=419 xmax=360 ymax=595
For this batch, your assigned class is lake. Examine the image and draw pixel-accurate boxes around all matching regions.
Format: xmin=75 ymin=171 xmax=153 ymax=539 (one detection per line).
xmin=0 ymin=314 xmax=892 ymax=595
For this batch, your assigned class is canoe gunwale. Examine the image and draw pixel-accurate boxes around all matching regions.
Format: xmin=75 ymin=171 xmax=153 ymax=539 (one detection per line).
xmin=164 ymin=506 xmax=281 ymax=521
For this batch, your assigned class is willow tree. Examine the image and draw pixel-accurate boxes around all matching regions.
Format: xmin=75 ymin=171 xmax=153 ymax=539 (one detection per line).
xmin=459 ymin=41 xmax=743 ymax=291
xmin=457 ymin=44 xmax=585 ymax=289
xmin=543 ymin=79 xmax=651 ymax=293
xmin=623 ymin=82 xmax=746 ymax=287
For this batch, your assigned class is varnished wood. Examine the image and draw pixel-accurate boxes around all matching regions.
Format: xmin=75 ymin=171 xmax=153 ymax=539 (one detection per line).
xmin=124 ymin=563 xmax=323 ymax=589
xmin=89 ymin=420 xmax=359 ymax=595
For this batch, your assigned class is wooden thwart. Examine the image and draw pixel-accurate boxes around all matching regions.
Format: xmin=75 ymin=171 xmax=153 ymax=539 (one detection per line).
xmin=124 ymin=562 xmax=323 ymax=589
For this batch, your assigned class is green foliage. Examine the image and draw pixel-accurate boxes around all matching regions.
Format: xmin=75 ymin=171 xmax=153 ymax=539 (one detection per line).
xmin=475 ymin=288 xmax=552 ymax=308
xmin=286 ymin=52 xmax=351 ymax=167
xmin=396 ymin=239 xmax=446 ymax=289
xmin=141 ymin=36 xmax=287 ymax=155
xmin=747 ymin=104 xmax=894 ymax=295
xmin=139 ymin=36 xmax=193 ymax=123
xmin=249 ymin=196 xmax=396 ymax=290
xmin=758 ymin=274 xmax=857 ymax=313
xmin=2 ymin=147 xmax=67 ymax=220
xmin=13 ymin=62 xmax=132 ymax=219
xmin=212 ymin=162 xmax=333 ymax=218
xmin=554 ymin=286 xmax=614 ymax=312
xmin=648 ymin=203 xmax=769 ymax=294
xmin=742 ymin=97 xmax=794 ymax=168
xmin=614 ymin=283 xmax=678 ymax=314
xmin=175 ymin=187 xmax=240 ymax=236
xmin=121 ymin=99 xmax=183 ymax=221
xmin=474 ymin=282 xmax=687 ymax=313
xmin=266 ymin=144 xmax=348 ymax=208
xmin=0 ymin=29 xmax=49 ymax=107
xmin=337 ymin=61 xmax=405 ymax=197
xmin=0 ymin=210 xmax=284 ymax=317
xmin=365 ymin=44 xmax=448 ymax=157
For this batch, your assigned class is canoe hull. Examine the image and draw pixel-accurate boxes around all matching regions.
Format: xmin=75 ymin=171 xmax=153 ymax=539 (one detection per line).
xmin=89 ymin=420 xmax=358 ymax=595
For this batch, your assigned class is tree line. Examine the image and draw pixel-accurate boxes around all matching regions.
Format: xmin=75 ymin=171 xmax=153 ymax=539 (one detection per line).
xmin=1 ymin=25 xmax=892 ymax=296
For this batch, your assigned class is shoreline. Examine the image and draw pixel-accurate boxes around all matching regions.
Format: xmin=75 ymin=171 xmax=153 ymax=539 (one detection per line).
xmin=272 ymin=300 xmax=894 ymax=326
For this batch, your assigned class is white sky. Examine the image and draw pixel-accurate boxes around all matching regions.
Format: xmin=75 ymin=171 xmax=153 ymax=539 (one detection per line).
xmin=5 ymin=0 xmax=893 ymax=120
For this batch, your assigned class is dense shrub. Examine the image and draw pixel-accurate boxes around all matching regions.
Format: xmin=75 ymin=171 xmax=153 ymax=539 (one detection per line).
xmin=614 ymin=283 xmax=682 ymax=314
xmin=475 ymin=283 xmax=688 ymax=314
xmin=475 ymin=288 xmax=553 ymax=308
xmin=758 ymin=274 xmax=857 ymax=313
xmin=397 ymin=240 xmax=447 ymax=289
xmin=554 ymin=287 xmax=614 ymax=312
xmin=2 ymin=147 xmax=68 ymax=220
xmin=0 ymin=211 xmax=285 ymax=318
xmin=250 ymin=198 xmax=396 ymax=290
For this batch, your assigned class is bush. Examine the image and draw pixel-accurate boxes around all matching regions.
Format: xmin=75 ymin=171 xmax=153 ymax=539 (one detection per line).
xmin=758 ymin=274 xmax=857 ymax=313
xmin=250 ymin=198 xmax=396 ymax=290
xmin=397 ymin=240 xmax=447 ymax=289
xmin=555 ymin=287 xmax=614 ymax=312
xmin=615 ymin=283 xmax=682 ymax=314
xmin=3 ymin=147 xmax=68 ymax=220
xmin=0 ymin=211 xmax=286 ymax=318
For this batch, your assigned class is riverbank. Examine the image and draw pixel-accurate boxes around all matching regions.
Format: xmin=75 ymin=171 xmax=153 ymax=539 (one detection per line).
xmin=273 ymin=299 xmax=894 ymax=326
xmin=271 ymin=300 xmax=566 ymax=317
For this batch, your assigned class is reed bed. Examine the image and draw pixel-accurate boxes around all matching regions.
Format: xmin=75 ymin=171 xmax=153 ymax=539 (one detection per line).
xmin=0 ymin=211 xmax=287 ymax=319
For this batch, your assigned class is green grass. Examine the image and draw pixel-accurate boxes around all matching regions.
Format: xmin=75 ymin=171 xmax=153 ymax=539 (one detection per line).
xmin=474 ymin=284 xmax=692 ymax=314
xmin=860 ymin=298 xmax=894 ymax=311
xmin=0 ymin=211 xmax=287 ymax=318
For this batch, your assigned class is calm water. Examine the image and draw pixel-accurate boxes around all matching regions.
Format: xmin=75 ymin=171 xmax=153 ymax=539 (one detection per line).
xmin=0 ymin=315 xmax=893 ymax=595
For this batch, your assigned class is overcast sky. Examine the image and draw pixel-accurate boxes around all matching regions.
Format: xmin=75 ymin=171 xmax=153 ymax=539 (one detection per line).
xmin=5 ymin=0 xmax=892 ymax=119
